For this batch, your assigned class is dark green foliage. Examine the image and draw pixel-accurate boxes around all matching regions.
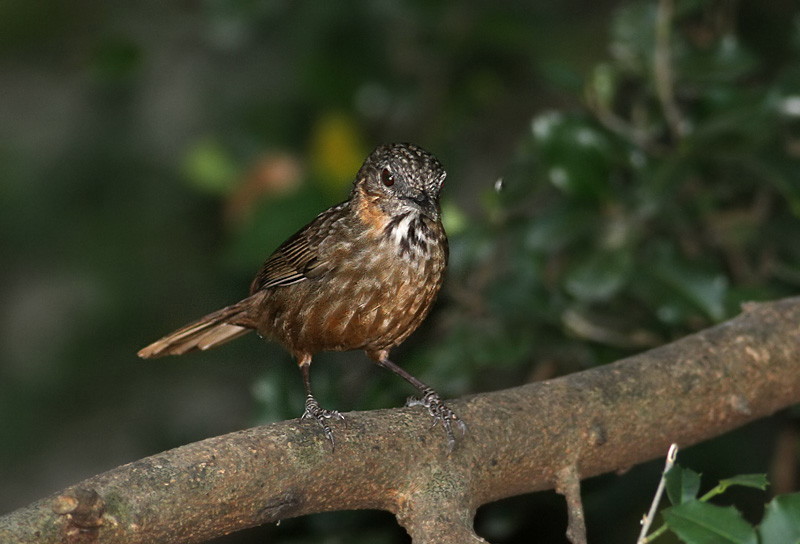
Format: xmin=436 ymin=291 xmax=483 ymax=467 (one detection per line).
xmin=417 ymin=0 xmax=800 ymax=392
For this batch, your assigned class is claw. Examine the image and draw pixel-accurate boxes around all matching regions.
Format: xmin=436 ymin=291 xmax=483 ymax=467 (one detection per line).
xmin=302 ymin=395 xmax=344 ymax=449
xmin=407 ymin=388 xmax=467 ymax=451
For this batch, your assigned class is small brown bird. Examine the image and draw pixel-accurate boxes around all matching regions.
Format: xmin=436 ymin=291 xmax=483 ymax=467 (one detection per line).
xmin=139 ymin=143 xmax=465 ymax=448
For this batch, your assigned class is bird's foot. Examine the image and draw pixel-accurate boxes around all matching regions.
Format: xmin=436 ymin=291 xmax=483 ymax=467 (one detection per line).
xmin=406 ymin=388 xmax=467 ymax=451
xmin=301 ymin=394 xmax=345 ymax=449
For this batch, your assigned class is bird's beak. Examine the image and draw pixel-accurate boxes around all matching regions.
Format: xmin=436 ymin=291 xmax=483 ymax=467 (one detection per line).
xmin=405 ymin=192 xmax=438 ymax=219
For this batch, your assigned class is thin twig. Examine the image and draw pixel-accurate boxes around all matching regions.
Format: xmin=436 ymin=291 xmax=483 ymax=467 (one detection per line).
xmin=654 ymin=0 xmax=686 ymax=140
xmin=636 ymin=443 xmax=679 ymax=544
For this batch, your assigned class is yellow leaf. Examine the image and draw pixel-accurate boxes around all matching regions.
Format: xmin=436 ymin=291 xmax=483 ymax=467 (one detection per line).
xmin=309 ymin=112 xmax=366 ymax=192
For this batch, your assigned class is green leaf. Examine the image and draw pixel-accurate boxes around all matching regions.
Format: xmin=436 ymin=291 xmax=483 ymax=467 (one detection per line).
xmin=757 ymin=493 xmax=800 ymax=544
xmin=665 ymin=465 xmax=702 ymax=506
xmin=182 ymin=137 xmax=240 ymax=194
xmin=700 ymin=474 xmax=769 ymax=502
xmin=647 ymin=244 xmax=729 ymax=321
xmin=523 ymin=202 xmax=597 ymax=252
xmin=531 ymin=112 xmax=618 ymax=201
xmin=564 ymin=249 xmax=633 ymax=302
xmin=663 ymin=501 xmax=756 ymax=544
xmin=718 ymin=474 xmax=769 ymax=492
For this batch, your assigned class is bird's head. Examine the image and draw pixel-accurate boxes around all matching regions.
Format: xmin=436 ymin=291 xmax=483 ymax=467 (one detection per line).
xmin=354 ymin=143 xmax=446 ymax=221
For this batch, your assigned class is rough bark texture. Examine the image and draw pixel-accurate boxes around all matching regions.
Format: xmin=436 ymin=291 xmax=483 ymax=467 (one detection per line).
xmin=2 ymin=297 xmax=799 ymax=544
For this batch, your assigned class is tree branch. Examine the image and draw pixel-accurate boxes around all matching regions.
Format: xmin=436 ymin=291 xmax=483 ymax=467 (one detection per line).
xmin=555 ymin=464 xmax=587 ymax=544
xmin=2 ymin=297 xmax=799 ymax=544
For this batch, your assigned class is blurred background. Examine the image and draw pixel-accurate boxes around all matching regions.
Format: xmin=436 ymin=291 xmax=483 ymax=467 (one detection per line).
xmin=2 ymin=1 xmax=799 ymax=542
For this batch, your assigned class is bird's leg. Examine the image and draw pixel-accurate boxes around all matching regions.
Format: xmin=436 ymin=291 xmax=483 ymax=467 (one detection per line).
xmin=373 ymin=352 xmax=467 ymax=450
xmin=298 ymin=356 xmax=343 ymax=448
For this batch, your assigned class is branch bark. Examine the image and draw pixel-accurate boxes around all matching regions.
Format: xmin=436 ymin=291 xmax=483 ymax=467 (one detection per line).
xmin=2 ymin=297 xmax=799 ymax=544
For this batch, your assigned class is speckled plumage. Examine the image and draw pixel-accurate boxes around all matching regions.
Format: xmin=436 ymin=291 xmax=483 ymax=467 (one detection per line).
xmin=138 ymin=143 xmax=464 ymax=448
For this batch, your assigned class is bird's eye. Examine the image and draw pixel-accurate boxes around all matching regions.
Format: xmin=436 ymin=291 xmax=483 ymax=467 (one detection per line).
xmin=381 ymin=168 xmax=395 ymax=187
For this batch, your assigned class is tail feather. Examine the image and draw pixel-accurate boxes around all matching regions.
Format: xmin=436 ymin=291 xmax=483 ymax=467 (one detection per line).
xmin=138 ymin=296 xmax=260 ymax=358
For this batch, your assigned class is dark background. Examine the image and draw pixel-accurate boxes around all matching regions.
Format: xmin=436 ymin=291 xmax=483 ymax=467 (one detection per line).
xmin=2 ymin=1 xmax=798 ymax=542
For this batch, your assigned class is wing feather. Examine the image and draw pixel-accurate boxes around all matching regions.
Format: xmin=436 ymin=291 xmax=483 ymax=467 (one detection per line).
xmin=249 ymin=202 xmax=347 ymax=293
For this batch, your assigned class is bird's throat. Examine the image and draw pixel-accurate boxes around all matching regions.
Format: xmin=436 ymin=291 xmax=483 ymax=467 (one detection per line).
xmin=384 ymin=211 xmax=436 ymax=260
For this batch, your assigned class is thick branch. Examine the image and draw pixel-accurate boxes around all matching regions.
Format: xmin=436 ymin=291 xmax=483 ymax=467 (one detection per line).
xmin=2 ymin=298 xmax=799 ymax=544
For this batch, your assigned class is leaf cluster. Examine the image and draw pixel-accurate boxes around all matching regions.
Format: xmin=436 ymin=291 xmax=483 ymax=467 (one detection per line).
xmin=646 ymin=466 xmax=800 ymax=544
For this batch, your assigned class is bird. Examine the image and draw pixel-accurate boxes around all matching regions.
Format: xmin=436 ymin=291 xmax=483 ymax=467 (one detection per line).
xmin=138 ymin=143 xmax=465 ymax=448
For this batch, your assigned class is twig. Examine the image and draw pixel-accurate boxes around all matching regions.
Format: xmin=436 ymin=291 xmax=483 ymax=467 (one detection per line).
xmin=636 ymin=443 xmax=679 ymax=544
xmin=654 ymin=0 xmax=687 ymax=139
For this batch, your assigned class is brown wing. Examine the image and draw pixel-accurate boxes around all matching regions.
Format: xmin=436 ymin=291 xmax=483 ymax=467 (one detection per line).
xmin=140 ymin=202 xmax=352 ymax=358
xmin=249 ymin=202 xmax=348 ymax=294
